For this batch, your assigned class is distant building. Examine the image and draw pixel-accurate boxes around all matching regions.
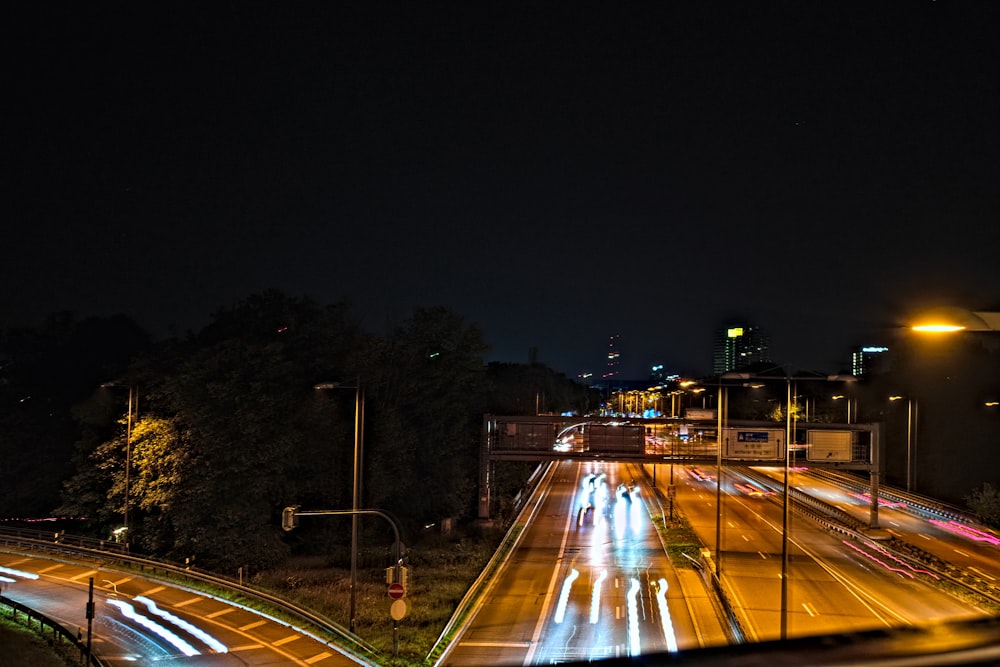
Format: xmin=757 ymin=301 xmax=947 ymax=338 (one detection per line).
xmin=712 ymin=324 xmax=770 ymax=375
xmin=649 ymin=364 xmax=679 ymax=386
xmin=602 ymin=334 xmax=621 ymax=380
xmin=851 ymin=345 xmax=889 ymax=377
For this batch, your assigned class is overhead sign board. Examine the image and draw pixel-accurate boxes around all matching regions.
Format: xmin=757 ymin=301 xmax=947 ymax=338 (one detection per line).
xmin=723 ymin=428 xmax=784 ymax=460
xmin=806 ymin=430 xmax=854 ymax=462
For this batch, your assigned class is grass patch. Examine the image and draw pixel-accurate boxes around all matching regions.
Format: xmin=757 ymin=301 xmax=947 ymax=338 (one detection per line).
xmin=0 ymin=615 xmax=73 ymax=667
xmin=253 ymin=528 xmax=504 ymax=666
xmin=650 ymin=509 xmax=707 ymax=565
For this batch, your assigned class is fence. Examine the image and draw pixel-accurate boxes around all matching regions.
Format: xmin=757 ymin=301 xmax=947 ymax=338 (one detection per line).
xmin=0 ymin=594 xmax=105 ymax=666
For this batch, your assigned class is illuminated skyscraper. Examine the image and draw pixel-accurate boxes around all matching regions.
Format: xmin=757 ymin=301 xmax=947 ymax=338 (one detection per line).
xmin=852 ymin=345 xmax=889 ymax=377
xmin=712 ymin=324 xmax=770 ymax=375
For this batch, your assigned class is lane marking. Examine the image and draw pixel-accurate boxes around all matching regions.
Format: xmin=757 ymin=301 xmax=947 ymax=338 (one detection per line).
xmin=207 ymin=608 xmax=236 ymax=618
xmin=141 ymin=585 xmax=167 ymax=596
xmin=306 ymin=652 xmax=333 ymax=664
xmin=273 ymin=634 xmax=301 ymax=646
xmin=70 ymin=570 xmax=99 ymax=581
xmin=175 ymin=596 xmax=204 ymax=607
xmin=239 ymin=620 xmax=267 ymax=631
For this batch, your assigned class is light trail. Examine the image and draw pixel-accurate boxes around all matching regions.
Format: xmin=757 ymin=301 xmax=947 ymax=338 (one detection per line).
xmin=862 ymin=542 xmax=939 ymax=579
xmin=0 ymin=566 xmax=39 ymax=580
xmin=134 ymin=596 xmax=229 ymax=653
xmin=626 ymin=578 xmax=641 ymax=657
xmin=654 ymin=577 xmax=679 ymax=652
xmin=107 ymin=599 xmax=199 ymax=657
xmin=590 ymin=570 xmax=607 ymax=623
xmin=930 ymin=519 xmax=1000 ymax=546
xmin=553 ymin=568 xmax=579 ymax=624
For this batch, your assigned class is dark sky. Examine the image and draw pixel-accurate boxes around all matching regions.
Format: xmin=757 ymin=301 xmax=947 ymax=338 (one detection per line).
xmin=5 ymin=2 xmax=999 ymax=379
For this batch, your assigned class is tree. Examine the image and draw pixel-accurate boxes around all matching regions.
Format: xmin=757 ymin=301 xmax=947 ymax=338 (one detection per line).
xmin=966 ymin=483 xmax=1000 ymax=528
xmin=361 ymin=307 xmax=489 ymax=532
xmin=1 ymin=313 xmax=149 ymax=518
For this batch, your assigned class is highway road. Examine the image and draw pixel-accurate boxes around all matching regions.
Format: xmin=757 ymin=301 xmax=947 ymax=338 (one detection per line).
xmin=443 ymin=460 xmax=727 ymax=666
xmin=443 ymin=458 xmax=993 ymax=666
xmin=661 ymin=462 xmax=991 ymax=642
xmin=0 ymin=550 xmax=370 ymax=666
xmin=767 ymin=467 xmax=1000 ymax=585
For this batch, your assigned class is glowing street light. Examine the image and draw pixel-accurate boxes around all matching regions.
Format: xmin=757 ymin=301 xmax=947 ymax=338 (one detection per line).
xmin=911 ymin=308 xmax=1000 ymax=333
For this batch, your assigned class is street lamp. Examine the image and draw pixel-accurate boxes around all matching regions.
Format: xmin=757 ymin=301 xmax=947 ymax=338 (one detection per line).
xmin=101 ymin=382 xmax=137 ymax=547
xmin=719 ymin=369 xmax=856 ymax=641
xmin=314 ymin=379 xmax=365 ymax=633
xmin=889 ymin=396 xmax=918 ymax=492
xmin=910 ymin=308 xmax=1000 ymax=333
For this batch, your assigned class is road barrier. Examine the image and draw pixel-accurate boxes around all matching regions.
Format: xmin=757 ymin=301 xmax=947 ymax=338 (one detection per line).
xmin=0 ymin=593 xmax=106 ymax=666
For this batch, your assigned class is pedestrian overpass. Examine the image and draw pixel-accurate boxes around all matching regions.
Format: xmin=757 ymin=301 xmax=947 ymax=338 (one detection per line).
xmin=477 ymin=414 xmax=882 ymax=522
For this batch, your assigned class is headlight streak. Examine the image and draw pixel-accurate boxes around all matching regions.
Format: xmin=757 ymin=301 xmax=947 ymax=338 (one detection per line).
xmin=0 ymin=566 xmax=39 ymax=580
xmin=553 ymin=568 xmax=579 ymax=624
xmin=590 ymin=570 xmax=607 ymax=623
xmin=134 ymin=596 xmax=229 ymax=653
xmin=654 ymin=578 xmax=679 ymax=652
xmin=107 ymin=599 xmax=200 ymax=657
xmin=626 ymin=577 xmax=641 ymax=657
xmin=930 ymin=519 xmax=1000 ymax=546
xmin=0 ymin=575 xmax=16 ymax=583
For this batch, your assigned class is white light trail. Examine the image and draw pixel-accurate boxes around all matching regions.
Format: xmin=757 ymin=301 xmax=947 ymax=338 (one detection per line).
xmin=590 ymin=570 xmax=607 ymax=623
xmin=654 ymin=578 xmax=679 ymax=652
xmin=0 ymin=566 xmax=39 ymax=580
xmin=553 ymin=568 xmax=579 ymax=624
xmin=626 ymin=577 xmax=641 ymax=657
xmin=134 ymin=596 xmax=228 ymax=653
xmin=107 ymin=599 xmax=200 ymax=657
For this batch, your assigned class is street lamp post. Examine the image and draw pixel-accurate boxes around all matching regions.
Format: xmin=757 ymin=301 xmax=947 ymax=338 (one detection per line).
xmin=720 ymin=370 xmax=856 ymax=641
xmin=314 ymin=379 xmax=365 ymax=633
xmin=890 ymin=396 xmax=918 ymax=492
xmin=101 ymin=382 xmax=137 ymax=548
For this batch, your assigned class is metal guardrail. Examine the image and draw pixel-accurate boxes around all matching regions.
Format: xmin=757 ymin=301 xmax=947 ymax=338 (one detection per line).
xmin=0 ymin=593 xmax=105 ymax=666
xmin=0 ymin=527 xmax=380 ymax=665
xmin=425 ymin=461 xmax=553 ymax=665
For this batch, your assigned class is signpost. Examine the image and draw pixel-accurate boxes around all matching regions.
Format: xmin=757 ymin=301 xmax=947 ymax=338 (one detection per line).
xmin=388 ymin=582 xmax=405 ymax=599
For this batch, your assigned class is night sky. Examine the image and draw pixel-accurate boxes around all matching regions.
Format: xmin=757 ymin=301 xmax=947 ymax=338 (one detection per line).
xmin=5 ymin=2 xmax=999 ymax=379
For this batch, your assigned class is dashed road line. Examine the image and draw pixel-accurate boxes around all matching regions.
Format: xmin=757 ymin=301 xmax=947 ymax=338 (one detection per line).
xmin=174 ymin=596 xmax=204 ymax=607
xmin=239 ymin=620 xmax=267 ymax=631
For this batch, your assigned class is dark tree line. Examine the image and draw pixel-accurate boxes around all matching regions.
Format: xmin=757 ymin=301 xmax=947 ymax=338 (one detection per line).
xmin=2 ymin=291 xmax=597 ymax=570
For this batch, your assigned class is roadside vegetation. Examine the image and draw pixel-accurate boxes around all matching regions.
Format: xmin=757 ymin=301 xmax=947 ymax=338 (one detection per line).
xmin=0 ymin=616 xmax=72 ymax=667
xmin=254 ymin=525 xmax=504 ymax=666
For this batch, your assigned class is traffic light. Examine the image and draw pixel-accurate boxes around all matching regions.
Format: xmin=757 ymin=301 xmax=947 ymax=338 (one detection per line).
xmin=281 ymin=506 xmax=299 ymax=531
xmin=384 ymin=565 xmax=409 ymax=585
